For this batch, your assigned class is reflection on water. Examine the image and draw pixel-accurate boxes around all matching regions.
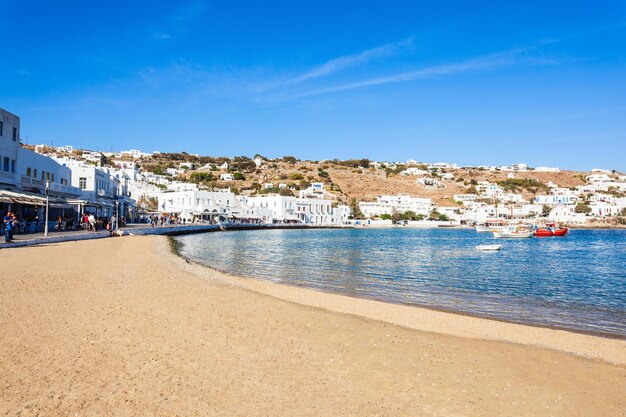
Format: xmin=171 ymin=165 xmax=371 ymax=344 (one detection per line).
xmin=176 ymin=228 xmax=626 ymax=337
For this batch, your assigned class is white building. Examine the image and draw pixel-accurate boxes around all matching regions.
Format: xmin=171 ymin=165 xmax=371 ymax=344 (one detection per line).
xmin=120 ymin=149 xmax=149 ymax=159
xmin=0 ymin=108 xmax=19 ymax=188
xmin=428 ymin=162 xmax=458 ymax=170
xmin=55 ymin=159 xmax=121 ymax=216
xmin=549 ymin=206 xmax=589 ymax=224
xmin=476 ymin=181 xmax=504 ymax=199
xmin=400 ymin=168 xmax=429 ymax=176
xmin=453 ymin=194 xmax=479 ymax=205
xmin=359 ymin=194 xmax=435 ymax=218
xmin=417 ymin=177 xmax=440 ymax=187
xmin=535 ymin=167 xmax=560 ymax=172
xmin=439 ymin=172 xmax=454 ymax=180
xmin=586 ymin=174 xmax=612 ymax=183
xmin=158 ymin=189 xmax=236 ymax=220
xmin=81 ymin=151 xmax=103 ymax=163
xmin=244 ymin=194 xmax=341 ymax=225
xmin=534 ymin=194 xmax=578 ymax=206
xmin=18 ymin=147 xmax=80 ymax=198
xmin=299 ymin=182 xmax=326 ymax=198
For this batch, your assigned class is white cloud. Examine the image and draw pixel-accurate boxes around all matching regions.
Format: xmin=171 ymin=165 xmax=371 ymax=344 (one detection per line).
xmin=288 ymin=38 xmax=414 ymax=84
xmin=286 ymin=44 xmax=556 ymax=99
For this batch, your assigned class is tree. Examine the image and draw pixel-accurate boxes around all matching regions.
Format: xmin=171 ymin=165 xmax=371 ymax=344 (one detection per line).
xmin=575 ymin=202 xmax=592 ymax=214
xmin=541 ymin=205 xmax=551 ymax=217
xmin=137 ymin=194 xmax=158 ymax=211
xmin=190 ymin=172 xmax=214 ymax=183
xmin=232 ymin=172 xmax=245 ymax=180
xmin=348 ymin=198 xmax=364 ymax=219
xmin=429 ymin=209 xmax=448 ymax=221
xmin=282 ymin=156 xmax=298 ymax=164
xmin=400 ymin=211 xmax=418 ymax=221
xmin=380 ymin=213 xmax=392 ymax=220
xmin=289 ymin=173 xmax=304 ymax=180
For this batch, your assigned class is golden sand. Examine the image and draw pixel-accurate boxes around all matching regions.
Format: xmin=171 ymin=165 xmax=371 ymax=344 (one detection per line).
xmin=0 ymin=235 xmax=624 ymax=416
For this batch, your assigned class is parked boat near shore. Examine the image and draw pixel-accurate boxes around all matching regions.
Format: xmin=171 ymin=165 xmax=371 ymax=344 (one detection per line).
xmin=475 ymin=219 xmax=507 ymax=233
xmin=533 ymin=224 xmax=569 ymax=237
xmin=493 ymin=225 xmax=533 ymax=238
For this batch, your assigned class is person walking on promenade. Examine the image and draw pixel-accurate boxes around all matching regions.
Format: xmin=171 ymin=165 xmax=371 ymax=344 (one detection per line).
xmin=3 ymin=211 xmax=14 ymax=243
xmin=88 ymin=213 xmax=96 ymax=231
xmin=110 ymin=214 xmax=117 ymax=231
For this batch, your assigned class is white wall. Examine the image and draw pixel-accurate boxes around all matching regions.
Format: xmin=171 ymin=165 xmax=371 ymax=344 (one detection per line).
xmin=17 ymin=147 xmax=80 ymax=197
xmin=0 ymin=108 xmax=20 ymax=186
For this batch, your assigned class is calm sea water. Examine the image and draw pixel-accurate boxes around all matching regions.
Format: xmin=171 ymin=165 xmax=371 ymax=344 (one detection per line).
xmin=175 ymin=228 xmax=626 ymax=337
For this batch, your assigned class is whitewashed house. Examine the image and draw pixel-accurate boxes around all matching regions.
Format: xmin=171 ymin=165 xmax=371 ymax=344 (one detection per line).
xmin=359 ymin=194 xmax=435 ymax=217
xmin=0 ymin=108 xmax=19 ymax=188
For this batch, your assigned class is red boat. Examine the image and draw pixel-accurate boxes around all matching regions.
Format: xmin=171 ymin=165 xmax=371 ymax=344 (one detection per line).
xmin=533 ymin=224 xmax=569 ymax=237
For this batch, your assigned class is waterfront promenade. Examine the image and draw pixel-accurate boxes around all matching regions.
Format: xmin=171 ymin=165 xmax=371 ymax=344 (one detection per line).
xmin=0 ymin=235 xmax=624 ymax=416
xmin=0 ymin=222 xmax=346 ymax=249
xmin=0 ymin=223 xmax=221 ymax=249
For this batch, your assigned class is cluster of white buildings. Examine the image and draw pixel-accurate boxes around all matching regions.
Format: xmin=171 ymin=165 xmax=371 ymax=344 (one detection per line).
xmin=4 ymin=105 xmax=625 ymax=232
xmin=154 ymin=182 xmax=349 ymax=226
xmin=0 ymin=109 xmax=140 ymax=233
xmin=1 ymin=106 xmax=351 ymax=229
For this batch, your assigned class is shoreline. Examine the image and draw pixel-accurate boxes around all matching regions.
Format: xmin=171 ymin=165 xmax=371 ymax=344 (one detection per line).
xmin=172 ymin=236 xmax=626 ymax=341
xmin=1 ymin=235 xmax=624 ymax=416
xmin=167 ymin=236 xmax=626 ymax=365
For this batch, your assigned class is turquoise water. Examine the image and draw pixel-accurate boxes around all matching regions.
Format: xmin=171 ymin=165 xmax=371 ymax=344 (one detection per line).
xmin=175 ymin=228 xmax=626 ymax=337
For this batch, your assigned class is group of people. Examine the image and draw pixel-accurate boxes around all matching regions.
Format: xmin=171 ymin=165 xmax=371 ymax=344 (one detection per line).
xmin=3 ymin=211 xmax=17 ymax=243
xmin=80 ymin=213 xmax=124 ymax=232
xmin=147 ymin=214 xmax=188 ymax=227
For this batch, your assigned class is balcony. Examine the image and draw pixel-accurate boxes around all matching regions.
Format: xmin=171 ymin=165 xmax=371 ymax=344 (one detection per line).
xmin=20 ymin=176 xmax=82 ymax=198
xmin=0 ymin=170 xmax=17 ymax=186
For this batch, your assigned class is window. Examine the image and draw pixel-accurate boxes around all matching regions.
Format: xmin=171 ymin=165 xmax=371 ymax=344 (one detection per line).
xmin=12 ymin=127 xmax=17 ymax=141
xmin=0 ymin=121 xmax=3 ymax=136
xmin=3 ymin=157 xmax=8 ymax=172
xmin=26 ymin=167 xmax=31 ymax=177
xmin=41 ymin=171 xmax=45 ymax=180
xmin=79 ymin=177 xmax=87 ymax=189
xmin=11 ymin=160 xmax=15 ymax=173
xmin=51 ymin=174 xmax=55 ymax=182
xmin=46 ymin=172 xmax=50 ymax=181
xmin=33 ymin=169 xmax=37 ymax=178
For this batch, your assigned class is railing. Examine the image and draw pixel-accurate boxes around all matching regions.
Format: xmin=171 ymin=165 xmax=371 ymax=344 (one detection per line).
xmin=0 ymin=171 xmax=16 ymax=182
xmin=20 ymin=176 xmax=82 ymax=197
xmin=1 ymin=220 xmax=79 ymax=235
xmin=21 ymin=176 xmax=44 ymax=189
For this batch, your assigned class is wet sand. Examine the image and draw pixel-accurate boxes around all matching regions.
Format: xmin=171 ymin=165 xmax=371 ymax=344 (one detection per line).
xmin=0 ymin=235 xmax=624 ymax=416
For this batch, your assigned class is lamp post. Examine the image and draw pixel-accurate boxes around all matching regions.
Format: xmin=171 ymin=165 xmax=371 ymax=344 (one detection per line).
xmin=115 ymin=200 xmax=119 ymax=232
xmin=44 ymin=180 xmax=50 ymax=237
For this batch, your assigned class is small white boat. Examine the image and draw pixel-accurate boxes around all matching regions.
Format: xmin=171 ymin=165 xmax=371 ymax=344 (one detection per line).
xmin=476 ymin=244 xmax=502 ymax=251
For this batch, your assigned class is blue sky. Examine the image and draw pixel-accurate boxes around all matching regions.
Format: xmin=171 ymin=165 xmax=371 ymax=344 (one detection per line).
xmin=1 ymin=1 xmax=625 ymax=170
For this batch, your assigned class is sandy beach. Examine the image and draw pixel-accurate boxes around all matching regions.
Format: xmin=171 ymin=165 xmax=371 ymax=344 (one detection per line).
xmin=1 ymin=235 xmax=624 ymax=416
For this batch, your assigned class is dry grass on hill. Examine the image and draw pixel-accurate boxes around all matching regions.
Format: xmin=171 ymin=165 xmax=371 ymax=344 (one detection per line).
xmin=176 ymin=161 xmax=590 ymax=207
